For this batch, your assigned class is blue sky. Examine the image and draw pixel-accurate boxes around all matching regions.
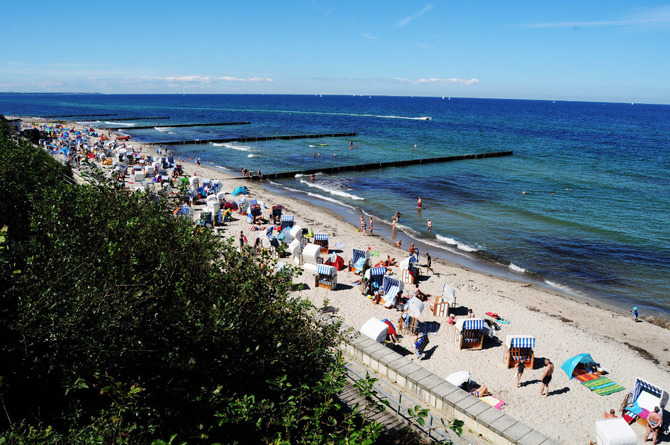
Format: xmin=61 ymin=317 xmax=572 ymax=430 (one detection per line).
xmin=1 ymin=1 xmax=669 ymax=103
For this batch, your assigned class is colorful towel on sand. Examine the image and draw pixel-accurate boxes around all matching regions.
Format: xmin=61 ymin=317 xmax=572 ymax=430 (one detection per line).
xmin=581 ymin=377 xmax=625 ymax=396
xmin=572 ymin=368 xmax=599 ymax=382
xmin=370 ymin=250 xmax=380 ymax=257
xmin=479 ymin=396 xmax=505 ymax=410
xmin=485 ymin=312 xmax=510 ymax=324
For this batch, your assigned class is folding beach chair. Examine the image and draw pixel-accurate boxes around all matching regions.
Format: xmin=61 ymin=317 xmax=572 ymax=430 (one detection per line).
xmin=281 ymin=215 xmax=294 ymax=230
xmin=504 ymin=335 xmax=535 ymax=369
xmin=314 ymin=264 xmax=337 ymax=290
xmin=314 ymin=233 xmax=329 ymax=253
xmin=400 ymin=255 xmax=420 ymax=284
xmin=454 ymin=318 xmax=485 ymax=350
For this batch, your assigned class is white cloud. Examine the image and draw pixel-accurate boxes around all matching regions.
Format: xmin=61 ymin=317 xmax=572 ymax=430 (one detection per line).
xmin=398 ymin=4 xmax=434 ymax=27
xmin=362 ymin=33 xmax=377 ymax=40
xmin=526 ymin=5 xmax=670 ymax=29
xmin=394 ymin=77 xmax=480 ymax=86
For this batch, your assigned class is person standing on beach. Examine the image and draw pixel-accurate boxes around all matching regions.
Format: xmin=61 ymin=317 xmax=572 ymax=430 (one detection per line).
xmin=360 ymin=216 xmax=367 ymax=234
xmin=425 ymin=252 xmax=433 ymax=275
xmin=427 ymin=218 xmax=432 ymax=233
xmin=632 ymin=306 xmax=639 ymax=322
xmin=516 ymin=361 xmax=525 ymax=388
xmin=239 ymin=231 xmax=245 ymax=249
xmin=644 ymin=406 xmax=662 ymax=445
xmin=540 ymin=359 xmax=554 ymax=397
xmin=369 ymin=216 xmax=374 ymax=234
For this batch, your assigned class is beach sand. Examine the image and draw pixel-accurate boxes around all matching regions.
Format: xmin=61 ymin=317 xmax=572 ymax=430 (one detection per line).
xmin=43 ymin=119 xmax=670 ymax=443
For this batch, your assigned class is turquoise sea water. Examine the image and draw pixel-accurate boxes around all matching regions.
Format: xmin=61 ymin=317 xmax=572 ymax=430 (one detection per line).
xmin=2 ymin=93 xmax=669 ymax=316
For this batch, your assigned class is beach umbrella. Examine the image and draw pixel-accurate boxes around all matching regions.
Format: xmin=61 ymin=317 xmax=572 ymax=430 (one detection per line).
xmin=561 ymin=353 xmax=596 ymax=379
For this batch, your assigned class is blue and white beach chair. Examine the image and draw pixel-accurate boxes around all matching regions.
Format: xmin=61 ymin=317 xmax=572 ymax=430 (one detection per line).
xmin=281 ymin=215 xmax=294 ymax=230
xmin=349 ymin=248 xmax=369 ymax=271
xmin=381 ymin=276 xmax=402 ymax=308
xmin=314 ymin=233 xmax=329 ymax=253
xmin=504 ymin=335 xmax=536 ymax=369
xmin=454 ymin=319 xmax=486 ymax=350
xmin=314 ymin=264 xmax=337 ymax=290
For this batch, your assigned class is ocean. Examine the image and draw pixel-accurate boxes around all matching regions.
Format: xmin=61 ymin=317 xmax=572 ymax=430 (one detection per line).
xmin=2 ymin=93 xmax=669 ymax=317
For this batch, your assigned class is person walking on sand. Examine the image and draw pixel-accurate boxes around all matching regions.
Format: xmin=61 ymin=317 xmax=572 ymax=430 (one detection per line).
xmin=369 ymin=216 xmax=374 ymax=234
xmin=427 ymin=218 xmax=432 ymax=233
xmin=360 ymin=216 xmax=367 ymax=234
xmin=516 ymin=361 xmax=525 ymax=388
xmin=540 ymin=359 xmax=554 ymax=397
xmin=632 ymin=306 xmax=639 ymax=322
xmin=425 ymin=252 xmax=433 ymax=275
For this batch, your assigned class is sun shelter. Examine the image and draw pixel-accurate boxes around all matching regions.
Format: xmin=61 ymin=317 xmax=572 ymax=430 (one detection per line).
xmin=232 ymin=186 xmax=249 ymax=196
xmin=504 ymin=335 xmax=536 ymax=369
xmin=406 ymin=296 xmax=424 ymax=319
xmin=281 ymin=215 xmax=294 ymax=230
xmin=399 ymin=255 xmax=419 ymax=284
xmin=324 ymin=253 xmax=345 ymax=271
xmin=302 ymin=243 xmax=322 ymax=266
xmin=594 ymin=419 xmax=636 ymax=445
xmin=360 ymin=318 xmax=389 ymax=343
xmin=314 ymin=233 xmax=329 ymax=253
xmin=314 ymin=264 xmax=337 ymax=290
xmin=224 ymin=201 xmax=238 ymax=211
xmin=433 ymin=283 xmax=456 ymax=317
xmin=454 ymin=318 xmax=486 ymax=350
xmin=623 ymin=378 xmax=668 ymax=427
xmin=380 ymin=276 xmax=403 ymax=308
xmin=445 ymin=371 xmax=471 ymax=388
xmin=561 ymin=353 xmax=597 ymax=379
xmin=348 ymin=248 xmax=370 ymax=271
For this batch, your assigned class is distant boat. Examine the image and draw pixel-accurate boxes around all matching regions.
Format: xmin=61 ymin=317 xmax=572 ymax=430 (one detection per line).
xmin=419 ymin=116 xmax=431 ymax=120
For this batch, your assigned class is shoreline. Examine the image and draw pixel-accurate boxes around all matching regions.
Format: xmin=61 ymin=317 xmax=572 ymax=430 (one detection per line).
xmin=25 ymin=116 xmax=670 ymax=443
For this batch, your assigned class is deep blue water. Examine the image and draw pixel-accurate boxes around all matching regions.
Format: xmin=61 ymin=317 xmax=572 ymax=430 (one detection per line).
xmin=2 ymin=93 xmax=669 ymax=316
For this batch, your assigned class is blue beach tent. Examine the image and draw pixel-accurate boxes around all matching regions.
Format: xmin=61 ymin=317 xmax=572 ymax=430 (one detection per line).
xmin=232 ymin=186 xmax=249 ymax=196
xmin=561 ymin=353 xmax=596 ymax=379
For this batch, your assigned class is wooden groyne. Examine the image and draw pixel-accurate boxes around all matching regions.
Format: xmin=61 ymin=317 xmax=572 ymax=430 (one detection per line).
xmin=262 ymin=150 xmax=513 ymax=180
xmin=148 ymin=132 xmax=358 ymax=146
xmin=108 ymin=121 xmax=251 ymax=130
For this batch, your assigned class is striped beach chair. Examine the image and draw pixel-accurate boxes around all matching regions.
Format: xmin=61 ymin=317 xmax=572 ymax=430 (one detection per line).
xmin=433 ymin=283 xmax=456 ymax=317
xmin=368 ymin=267 xmax=386 ymax=290
xmin=314 ymin=233 xmax=329 ymax=253
xmin=281 ymin=214 xmax=294 ymax=230
xmin=504 ymin=335 xmax=536 ymax=369
xmin=455 ymin=318 xmax=486 ymax=350
xmin=314 ymin=264 xmax=337 ymax=290
xmin=349 ymin=248 xmax=369 ymax=272
xmin=381 ymin=276 xmax=402 ymax=308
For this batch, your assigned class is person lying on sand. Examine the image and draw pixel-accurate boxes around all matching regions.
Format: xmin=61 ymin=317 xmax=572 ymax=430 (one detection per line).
xmin=470 ymin=385 xmax=490 ymax=398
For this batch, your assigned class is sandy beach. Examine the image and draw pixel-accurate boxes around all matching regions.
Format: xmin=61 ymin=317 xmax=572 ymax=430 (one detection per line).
xmin=39 ymin=119 xmax=670 ymax=443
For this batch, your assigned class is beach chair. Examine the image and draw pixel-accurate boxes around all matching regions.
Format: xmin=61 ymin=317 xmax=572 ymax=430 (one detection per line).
xmin=281 ymin=215 xmax=294 ymax=230
xmin=503 ymin=335 xmax=535 ymax=369
xmin=199 ymin=211 xmax=213 ymax=229
xmin=433 ymin=283 xmax=457 ymax=317
xmin=302 ymin=243 xmax=322 ymax=266
xmin=289 ymin=225 xmax=303 ymax=245
xmin=271 ymin=205 xmax=283 ymax=224
xmin=348 ymin=248 xmax=370 ymax=271
xmin=314 ymin=233 xmax=329 ymax=253
xmin=454 ymin=318 xmax=486 ymax=350
xmin=399 ymin=315 xmax=419 ymax=335
xmin=399 ymin=255 xmax=419 ymax=284
xmin=368 ymin=267 xmax=386 ymax=290
xmin=360 ymin=318 xmax=389 ymax=343
xmin=594 ymin=419 xmax=636 ymax=445
xmin=380 ymin=276 xmax=402 ymax=308
xmin=622 ymin=378 xmax=668 ymax=428
xmin=314 ymin=264 xmax=337 ymax=290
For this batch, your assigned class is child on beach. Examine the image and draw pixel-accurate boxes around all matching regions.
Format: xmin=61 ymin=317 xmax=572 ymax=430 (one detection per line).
xmin=516 ymin=361 xmax=525 ymax=388
xmin=632 ymin=306 xmax=639 ymax=322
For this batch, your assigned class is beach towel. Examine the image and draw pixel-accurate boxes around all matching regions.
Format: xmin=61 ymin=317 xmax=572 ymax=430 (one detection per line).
xmin=479 ymin=396 xmax=505 ymax=410
xmin=485 ymin=312 xmax=510 ymax=324
xmin=581 ymin=377 xmax=625 ymax=396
